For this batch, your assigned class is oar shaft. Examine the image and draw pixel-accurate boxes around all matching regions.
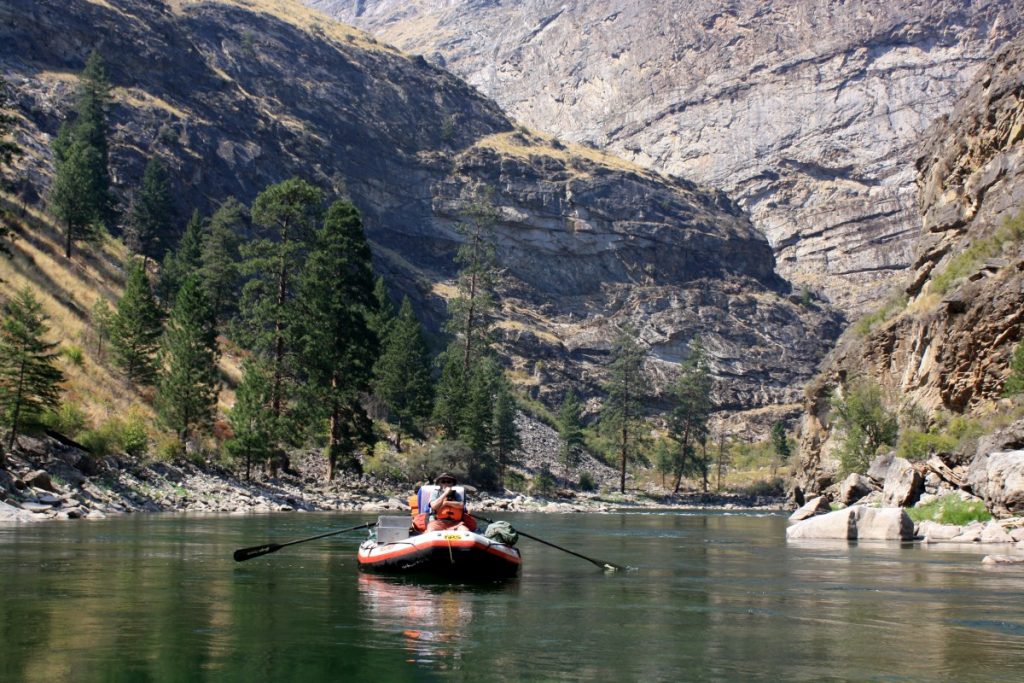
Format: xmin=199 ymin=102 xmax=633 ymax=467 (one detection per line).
xmin=233 ymin=521 xmax=374 ymax=562
xmin=476 ymin=515 xmax=624 ymax=571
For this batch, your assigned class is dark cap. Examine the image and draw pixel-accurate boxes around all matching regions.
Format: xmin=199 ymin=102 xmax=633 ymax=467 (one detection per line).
xmin=434 ymin=473 xmax=457 ymax=485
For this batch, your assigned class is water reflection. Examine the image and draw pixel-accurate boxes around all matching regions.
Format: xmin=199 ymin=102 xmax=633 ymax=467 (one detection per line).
xmin=356 ymin=573 xmax=516 ymax=670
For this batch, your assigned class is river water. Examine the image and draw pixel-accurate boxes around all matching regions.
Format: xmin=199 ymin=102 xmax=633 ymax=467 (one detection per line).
xmin=1 ymin=511 xmax=1022 ymax=682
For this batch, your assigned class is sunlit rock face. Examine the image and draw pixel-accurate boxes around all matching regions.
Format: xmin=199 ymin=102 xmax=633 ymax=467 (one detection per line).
xmin=308 ymin=0 xmax=1024 ymax=317
xmin=796 ymin=40 xmax=1024 ymax=497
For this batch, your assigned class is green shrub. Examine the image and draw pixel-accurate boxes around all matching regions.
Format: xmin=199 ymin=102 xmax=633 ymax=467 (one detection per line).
xmin=504 ymin=469 xmax=526 ymax=492
xmin=831 ymin=379 xmax=898 ymax=475
xmin=852 ymin=292 xmax=908 ymax=337
xmin=61 ymin=343 xmax=85 ymax=366
xmin=530 ymin=464 xmax=556 ymax=497
xmin=154 ymin=434 xmax=182 ymax=462
xmin=741 ymin=477 xmax=785 ymax=498
xmin=896 ymin=429 xmax=957 ymax=461
xmin=78 ymin=428 xmax=114 ymax=457
xmin=908 ymin=495 xmax=992 ymax=526
xmin=363 ymin=448 xmax=407 ymax=481
xmin=42 ymin=402 xmax=87 ymax=436
xmin=930 ymin=211 xmax=1024 ymax=295
xmin=578 ymin=471 xmax=596 ymax=492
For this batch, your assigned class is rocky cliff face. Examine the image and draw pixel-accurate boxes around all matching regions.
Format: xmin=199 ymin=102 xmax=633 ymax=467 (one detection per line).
xmin=307 ymin=0 xmax=1024 ymax=317
xmin=0 ymin=0 xmax=840 ymax=416
xmin=796 ymin=40 xmax=1024 ymax=495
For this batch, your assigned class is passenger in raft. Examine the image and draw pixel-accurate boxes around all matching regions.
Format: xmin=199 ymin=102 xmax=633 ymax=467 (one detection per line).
xmin=419 ymin=473 xmax=477 ymax=533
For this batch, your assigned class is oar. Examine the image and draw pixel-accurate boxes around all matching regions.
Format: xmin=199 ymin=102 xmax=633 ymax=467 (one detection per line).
xmin=475 ymin=515 xmax=627 ymax=572
xmin=233 ymin=521 xmax=375 ymax=562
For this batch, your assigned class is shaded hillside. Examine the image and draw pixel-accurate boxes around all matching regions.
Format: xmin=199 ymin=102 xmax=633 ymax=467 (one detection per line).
xmin=0 ymin=0 xmax=841 ymax=420
xmin=796 ymin=40 xmax=1024 ymax=495
xmin=311 ymin=0 xmax=1024 ymax=317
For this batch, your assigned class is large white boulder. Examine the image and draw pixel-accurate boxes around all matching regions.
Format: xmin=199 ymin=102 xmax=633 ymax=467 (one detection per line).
xmin=839 ymin=473 xmax=876 ymax=505
xmin=787 ymin=507 xmax=859 ymax=540
xmin=786 ymin=506 xmax=915 ymax=541
xmin=856 ymin=507 xmax=915 ymax=540
xmin=967 ymin=450 xmax=1024 ymax=518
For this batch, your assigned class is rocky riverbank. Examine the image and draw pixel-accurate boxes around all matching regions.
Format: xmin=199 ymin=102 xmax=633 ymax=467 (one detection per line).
xmin=0 ymin=433 xmax=786 ymax=524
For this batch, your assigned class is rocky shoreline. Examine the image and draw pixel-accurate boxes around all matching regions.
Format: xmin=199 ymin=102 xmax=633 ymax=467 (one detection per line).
xmin=0 ymin=434 xmax=786 ymax=524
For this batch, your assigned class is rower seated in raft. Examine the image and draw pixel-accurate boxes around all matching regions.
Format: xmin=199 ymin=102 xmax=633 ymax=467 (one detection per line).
xmin=409 ymin=473 xmax=477 ymax=533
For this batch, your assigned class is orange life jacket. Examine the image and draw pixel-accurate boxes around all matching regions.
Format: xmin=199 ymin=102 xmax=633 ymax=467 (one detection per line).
xmin=435 ymin=500 xmax=465 ymax=521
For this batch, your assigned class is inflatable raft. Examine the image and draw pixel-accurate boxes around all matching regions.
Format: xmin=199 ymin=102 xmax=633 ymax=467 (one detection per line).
xmin=358 ymin=516 xmax=522 ymax=579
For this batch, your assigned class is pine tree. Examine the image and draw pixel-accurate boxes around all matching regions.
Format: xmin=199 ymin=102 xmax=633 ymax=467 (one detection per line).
xmin=199 ymin=198 xmax=244 ymax=324
xmin=770 ymin=421 xmax=792 ymax=476
xmin=367 ymin=276 xmax=396 ymax=343
xmin=373 ymin=297 xmax=432 ymax=450
xmin=226 ymin=359 xmax=275 ymax=482
xmin=127 ymin=156 xmax=175 ymax=265
xmin=491 ymin=378 xmax=520 ymax=489
xmin=295 ymin=199 xmax=377 ymax=481
xmin=557 ymin=390 xmax=585 ymax=482
xmin=89 ymin=298 xmax=114 ymax=359
xmin=110 ymin=261 xmax=163 ymax=384
xmin=158 ymin=209 xmax=204 ymax=305
xmin=432 ymin=187 xmax=501 ymax=434
xmin=0 ymin=288 xmax=64 ymax=453
xmin=603 ymin=326 xmax=647 ymax=493
xmin=49 ymin=51 xmax=114 ymax=259
xmin=667 ymin=337 xmax=714 ymax=493
xmin=239 ymin=178 xmax=323 ymax=464
xmin=156 ymin=276 xmax=220 ymax=448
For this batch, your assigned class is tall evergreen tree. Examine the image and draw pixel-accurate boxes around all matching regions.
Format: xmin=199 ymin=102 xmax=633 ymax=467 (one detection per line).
xmin=491 ymin=378 xmax=520 ymax=489
xmin=770 ymin=421 xmax=792 ymax=476
xmin=0 ymin=288 xmax=64 ymax=453
xmin=667 ymin=337 xmax=714 ymax=493
xmin=226 ymin=359 xmax=275 ymax=482
xmin=433 ymin=187 xmax=501 ymax=434
xmin=200 ymin=198 xmax=244 ymax=324
xmin=159 ymin=209 xmax=204 ymax=305
xmin=603 ymin=326 xmax=647 ymax=493
xmin=49 ymin=51 xmax=114 ymax=259
xmin=127 ymin=156 xmax=175 ymax=265
xmin=373 ymin=297 xmax=432 ymax=450
xmin=156 ymin=276 xmax=220 ymax=448
xmin=239 ymin=178 xmax=323 ymax=463
xmin=557 ymin=390 xmax=585 ymax=482
xmin=367 ymin=276 xmax=396 ymax=343
xmin=110 ymin=261 xmax=163 ymax=384
xmin=295 ymin=199 xmax=377 ymax=481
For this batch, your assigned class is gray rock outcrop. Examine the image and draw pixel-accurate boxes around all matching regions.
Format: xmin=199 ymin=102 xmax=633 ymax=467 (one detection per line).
xmin=881 ymin=458 xmax=924 ymax=508
xmin=309 ymin=0 xmax=1024 ymax=317
xmin=789 ymin=495 xmax=832 ymax=522
xmin=839 ymin=473 xmax=877 ymax=505
xmin=796 ymin=39 xmax=1024 ymax=497
xmin=968 ymin=450 xmax=1024 ymax=518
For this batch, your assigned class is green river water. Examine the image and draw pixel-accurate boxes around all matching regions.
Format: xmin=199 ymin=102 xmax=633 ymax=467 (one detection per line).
xmin=1 ymin=511 xmax=1022 ymax=682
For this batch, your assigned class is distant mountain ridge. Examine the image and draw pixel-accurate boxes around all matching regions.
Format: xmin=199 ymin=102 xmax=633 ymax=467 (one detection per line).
xmin=308 ymin=0 xmax=1024 ymax=317
xmin=0 ymin=0 xmax=841 ymax=425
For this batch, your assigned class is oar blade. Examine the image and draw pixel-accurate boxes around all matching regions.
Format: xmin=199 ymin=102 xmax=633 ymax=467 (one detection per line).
xmin=233 ymin=543 xmax=281 ymax=562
